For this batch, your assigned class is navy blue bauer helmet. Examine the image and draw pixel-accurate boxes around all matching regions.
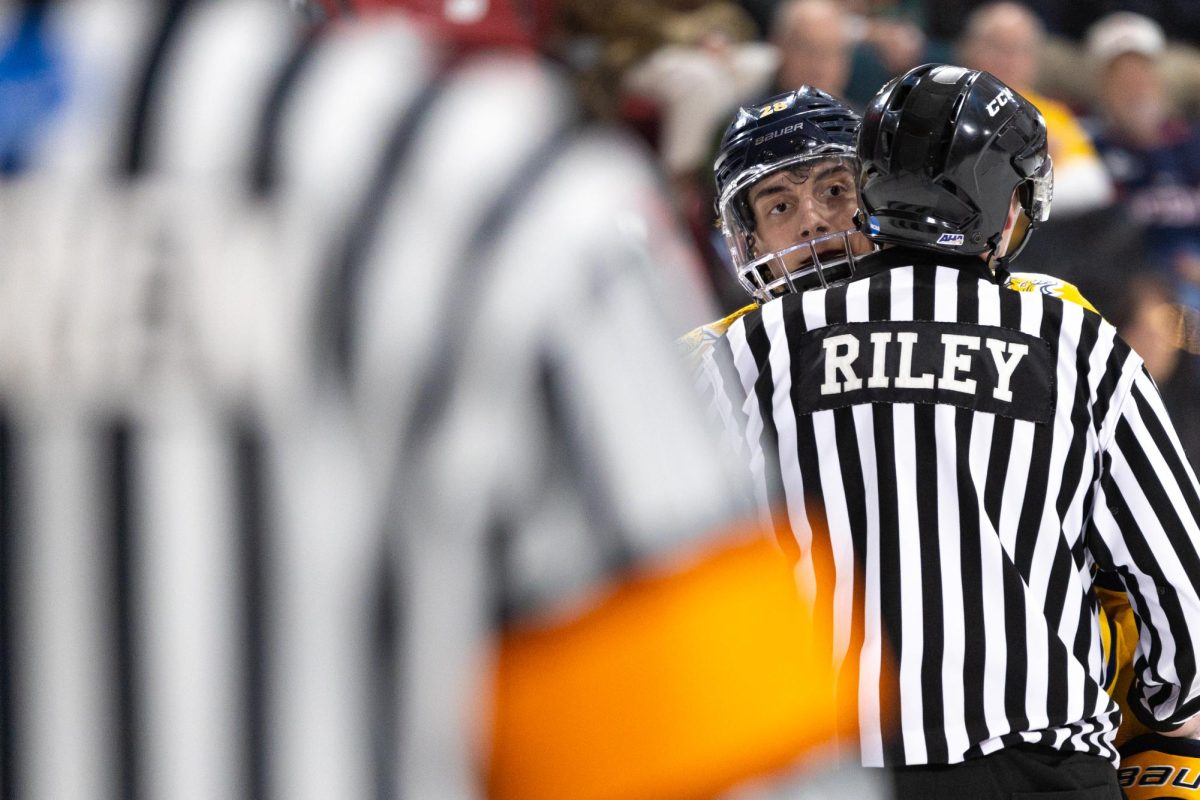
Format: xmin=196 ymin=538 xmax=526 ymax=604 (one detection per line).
xmin=714 ymin=86 xmax=872 ymax=302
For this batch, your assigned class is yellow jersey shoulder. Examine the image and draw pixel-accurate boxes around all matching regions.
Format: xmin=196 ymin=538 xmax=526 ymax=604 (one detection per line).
xmin=678 ymin=303 xmax=757 ymax=358
xmin=1005 ymin=272 xmax=1098 ymax=314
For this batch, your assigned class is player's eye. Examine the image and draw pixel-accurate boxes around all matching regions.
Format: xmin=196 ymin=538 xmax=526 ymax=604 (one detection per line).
xmin=768 ymin=201 xmax=791 ymax=216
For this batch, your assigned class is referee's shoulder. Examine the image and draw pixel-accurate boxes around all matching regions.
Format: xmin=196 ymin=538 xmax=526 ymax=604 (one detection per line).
xmin=1005 ymin=271 xmax=1101 ymax=316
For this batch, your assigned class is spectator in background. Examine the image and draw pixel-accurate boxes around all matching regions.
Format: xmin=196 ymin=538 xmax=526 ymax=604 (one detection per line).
xmin=959 ymin=1 xmax=1114 ymax=215
xmin=564 ymin=0 xmax=777 ymax=179
xmin=769 ymin=0 xmax=941 ymax=108
xmin=919 ymin=0 xmax=990 ymax=41
xmin=840 ymin=0 xmax=956 ymax=108
xmin=1042 ymin=0 xmax=1200 ymax=44
xmin=1087 ymin=11 xmax=1200 ymax=312
xmin=771 ymin=0 xmax=854 ymax=98
xmin=919 ymin=0 xmax=1200 ymax=43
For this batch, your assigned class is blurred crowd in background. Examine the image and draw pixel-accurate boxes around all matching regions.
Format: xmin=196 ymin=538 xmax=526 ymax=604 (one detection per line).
xmin=0 ymin=0 xmax=1196 ymax=468
xmin=548 ymin=0 xmax=1200 ymax=468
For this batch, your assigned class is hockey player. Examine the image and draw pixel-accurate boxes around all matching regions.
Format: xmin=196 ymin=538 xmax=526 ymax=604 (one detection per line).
xmin=680 ymin=85 xmax=874 ymax=357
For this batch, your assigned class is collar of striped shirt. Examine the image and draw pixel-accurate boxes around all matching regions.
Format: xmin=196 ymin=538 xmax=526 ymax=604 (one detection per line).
xmin=853 ymin=246 xmax=1007 ymax=285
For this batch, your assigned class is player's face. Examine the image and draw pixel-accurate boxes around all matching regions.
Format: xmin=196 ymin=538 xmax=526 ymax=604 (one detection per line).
xmin=747 ymin=157 xmax=872 ymax=276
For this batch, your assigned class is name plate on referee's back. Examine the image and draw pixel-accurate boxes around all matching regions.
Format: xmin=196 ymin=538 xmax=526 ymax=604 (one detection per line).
xmin=793 ymin=321 xmax=1054 ymax=422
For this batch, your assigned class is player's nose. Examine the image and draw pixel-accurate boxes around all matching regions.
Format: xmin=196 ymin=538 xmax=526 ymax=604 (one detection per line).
xmin=795 ymin=195 xmax=833 ymax=240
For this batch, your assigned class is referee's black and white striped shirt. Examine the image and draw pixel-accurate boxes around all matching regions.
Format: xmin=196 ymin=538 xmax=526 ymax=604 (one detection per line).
xmin=0 ymin=3 xmax=759 ymax=799
xmin=696 ymin=246 xmax=1200 ymax=768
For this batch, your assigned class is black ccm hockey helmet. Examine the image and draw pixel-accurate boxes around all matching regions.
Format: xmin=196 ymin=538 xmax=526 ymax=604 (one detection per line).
xmin=714 ymin=87 xmax=867 ymax=301
xmin=856 ymin=64 xmax=1053 ymax=266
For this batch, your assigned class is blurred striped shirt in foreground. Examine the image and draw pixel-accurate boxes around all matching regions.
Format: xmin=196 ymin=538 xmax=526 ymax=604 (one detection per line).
xmin=0 ymin=1 xmax=880 ymax=798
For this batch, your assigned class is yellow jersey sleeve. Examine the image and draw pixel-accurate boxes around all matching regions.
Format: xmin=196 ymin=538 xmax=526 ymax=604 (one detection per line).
xmin=677 ymin=303 xmax=757 ymax=362
xmin=1097 ymin=580 xmax=1152 ymax=750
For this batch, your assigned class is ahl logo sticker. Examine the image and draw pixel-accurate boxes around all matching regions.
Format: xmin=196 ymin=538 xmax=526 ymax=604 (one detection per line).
xmin=937 ymin=233 xmax=965 ymax=246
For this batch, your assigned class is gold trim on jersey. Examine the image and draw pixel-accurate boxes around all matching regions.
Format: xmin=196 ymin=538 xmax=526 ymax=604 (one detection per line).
xmin=1006 ymin=272 xmax=1098 ymax=314
xmin=678 ymin=303 xmax=757 ymax=358
xmin=1097 ymin=583 xmax=1151 ymax=750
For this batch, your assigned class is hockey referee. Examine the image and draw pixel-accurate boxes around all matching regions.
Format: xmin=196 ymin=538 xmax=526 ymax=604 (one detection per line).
xmin=695 ymin=63 xmax=1200 ymax=798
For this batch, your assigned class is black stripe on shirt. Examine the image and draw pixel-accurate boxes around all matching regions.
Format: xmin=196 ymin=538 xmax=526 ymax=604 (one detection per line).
xmin=775 ymin=299 xmax=836 ymax=681
xmin=232 ymin=417 xmax=271 ymax=800
xmin=1090 ymin=334 xmax=1129 ymax=439
xmin=1130 ymin=376 xmax=1200 ymax=532
xmin=824 ymin=282 xmax=874 ymax=757
xmin=951 ymin=274 xmax=990 ymax=750
xmin=0 ymin=406 xmax=18 ymax=800
xmin=120 ymin=0 xmax=192 ymax=179
xmin=1099 ymin=456 xmax=1176 ymax=713
xmin=913 ymin=397 xmax=948 ymax=763
xmin=321 ymin=76 xmax=450 ymax=384
xmin=105 ymin=418 xmax=141 ymax=800
xmin=992 ymin=283 xmax=1029 ymax=735
xmin=1013 ymin=303 xmax=1064 ymax=577
xmin=248 ymin=29 xmax=320 ymax=198
xmin=369 ymin=541 xmax=399 ymax=800
xmin=872 ymin=383 xmax=903 ymax=762
xmin=538 ymin=351 xmax=636 ymax=579
xmin=740 ymin=312 xmax=794 ymax=560
xmin=1048 ymin=307 xmax=1102 ymax=720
